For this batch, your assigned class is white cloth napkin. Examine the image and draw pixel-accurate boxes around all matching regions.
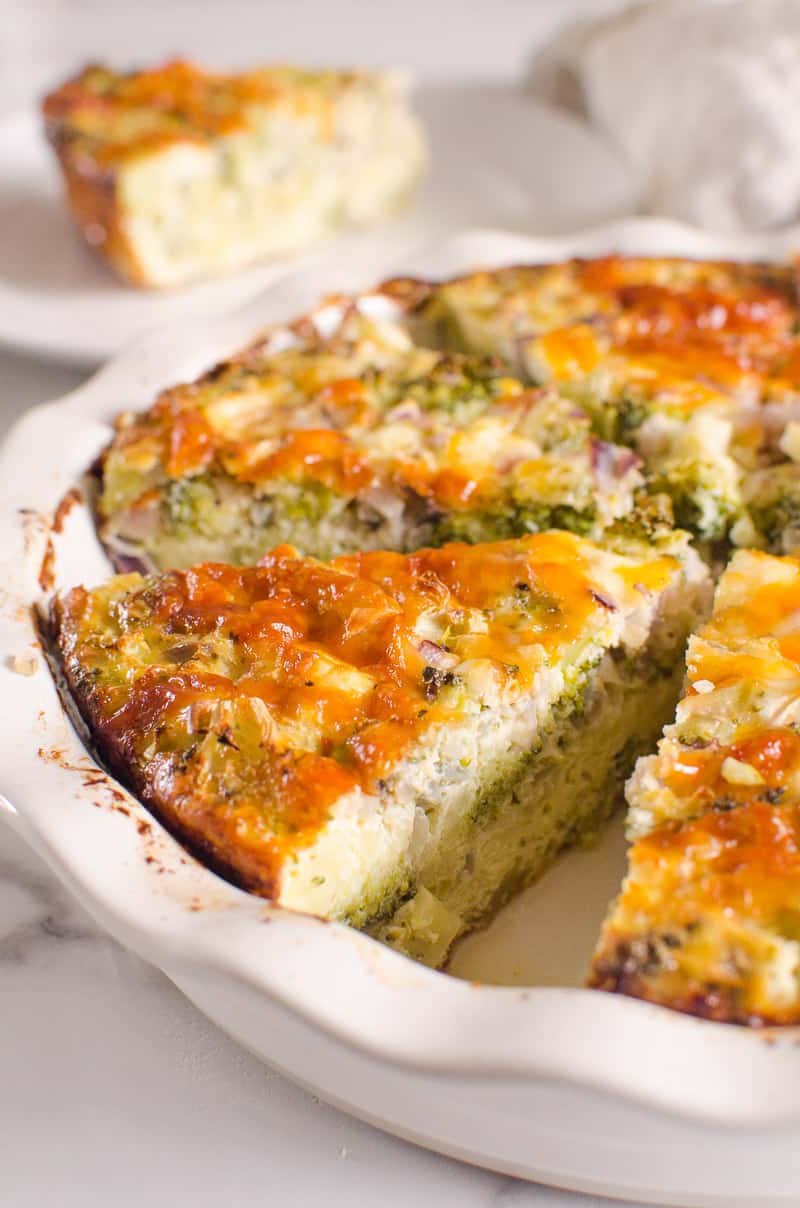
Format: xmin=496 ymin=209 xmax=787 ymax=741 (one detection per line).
xmin=569 ymin=0 xmax=800 ymax=232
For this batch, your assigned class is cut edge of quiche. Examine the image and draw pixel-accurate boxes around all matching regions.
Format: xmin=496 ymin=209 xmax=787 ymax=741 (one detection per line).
xmin=50 ymin=530 xmax=709 ymax=968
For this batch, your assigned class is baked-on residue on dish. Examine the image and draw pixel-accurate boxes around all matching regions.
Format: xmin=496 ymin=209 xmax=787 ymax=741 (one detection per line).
xmin=592 ymin=549 xmax=800 ymax=1024
xmin=42 ymin=61 xmax=427 ymax=288
xmin=51 ymin=531 xmax=707 ymax=967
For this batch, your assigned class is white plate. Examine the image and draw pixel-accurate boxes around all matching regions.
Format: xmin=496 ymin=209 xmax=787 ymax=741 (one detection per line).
xmin=5 ymin=221 xmax=800 ymax=1208
xmin=0 ymin=85 xmax=638 ymax=365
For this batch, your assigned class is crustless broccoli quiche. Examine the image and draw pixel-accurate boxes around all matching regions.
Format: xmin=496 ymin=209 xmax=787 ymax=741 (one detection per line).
xmin=51 ymin=531 xmax=707 ymax=966
xmin=592 ymin=550 xmax=800 ymax=1024
xmin=42 ymin=61 xmax=427 ymax=288
xmin=50 ymin=253 xmax=800 ymax=1020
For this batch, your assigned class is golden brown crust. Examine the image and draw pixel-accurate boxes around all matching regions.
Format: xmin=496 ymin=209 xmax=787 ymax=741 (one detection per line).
xmin=46 ymin=140 xmax=150 ymax=287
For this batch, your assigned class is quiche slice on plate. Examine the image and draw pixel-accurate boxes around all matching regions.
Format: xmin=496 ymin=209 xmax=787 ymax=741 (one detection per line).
xmin=591 ymin=548 xmax=800 ymax=1024
xmin=50 ymin=530 xmax=708 ymax=967
xmin=389 ymin=256 xmax=800 ymax=549
xmin=43 ymin=61 xmax=427 ymax=288
xmin=96 ymin=301 xmax=649 ymax=573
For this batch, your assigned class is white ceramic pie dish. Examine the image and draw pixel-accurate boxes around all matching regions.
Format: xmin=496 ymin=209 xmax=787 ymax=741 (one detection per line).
xmin=5 ymin=222 xmax=800 ymax=1208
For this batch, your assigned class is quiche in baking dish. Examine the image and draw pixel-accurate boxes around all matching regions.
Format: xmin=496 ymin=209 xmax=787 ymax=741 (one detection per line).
xmin=51 ymin=531 xmax=707 ymax=967
xmin=97 ymin=300 xmax=648 ymax=573
xmin=51 ymin=253 xmax=800 ymax=1022
xmin=42 ymin=61 xmax=427 ymax=288
xmin=592 ymin=550 xmax=800 ymax=1024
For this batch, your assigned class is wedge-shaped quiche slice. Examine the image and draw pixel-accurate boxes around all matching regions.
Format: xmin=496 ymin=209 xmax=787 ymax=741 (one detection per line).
xmin=97 ymin=303 xmax=646 ymax=572
xmin=591 ymin=548 xmax=800 ymax=1024
xmin=43 ymin=61 xmax=427 ymax=288
xmin=391 ymin=256 xmax=800 ymax=547
xmin=51 ymin=531 xmax=708 ymax=966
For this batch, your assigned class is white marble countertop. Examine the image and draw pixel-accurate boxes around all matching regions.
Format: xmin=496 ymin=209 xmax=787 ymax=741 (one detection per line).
xmin=0 ymin=3 xmax=646 ymax=1204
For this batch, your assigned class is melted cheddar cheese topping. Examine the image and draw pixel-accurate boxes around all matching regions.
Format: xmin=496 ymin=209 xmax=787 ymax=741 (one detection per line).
xmin=53 ymin=531 xmax=681 ymax=899
xmin=99 ymin=306 xmax=644 ymax=571
xmin=43 ymin=61 xmax=377 ymax=165
xmin=399 ymin=254 xmax=800 ymax=546
xmin=415 ymin=255 xmax=800 ymax=401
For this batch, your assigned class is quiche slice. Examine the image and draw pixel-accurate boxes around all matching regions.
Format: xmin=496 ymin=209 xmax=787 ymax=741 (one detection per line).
xmin=42 ymin=61 xmax=427 ymax=288
xmin=97 ymin=303 xmax=647 ymax=573
xmin=591 ymin=548 xmax=800 ymax=1024
xmin=51 ymin=530 xmax=708 ymax=966
xmin=389 ymin=256 xmax=800 ymax=548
